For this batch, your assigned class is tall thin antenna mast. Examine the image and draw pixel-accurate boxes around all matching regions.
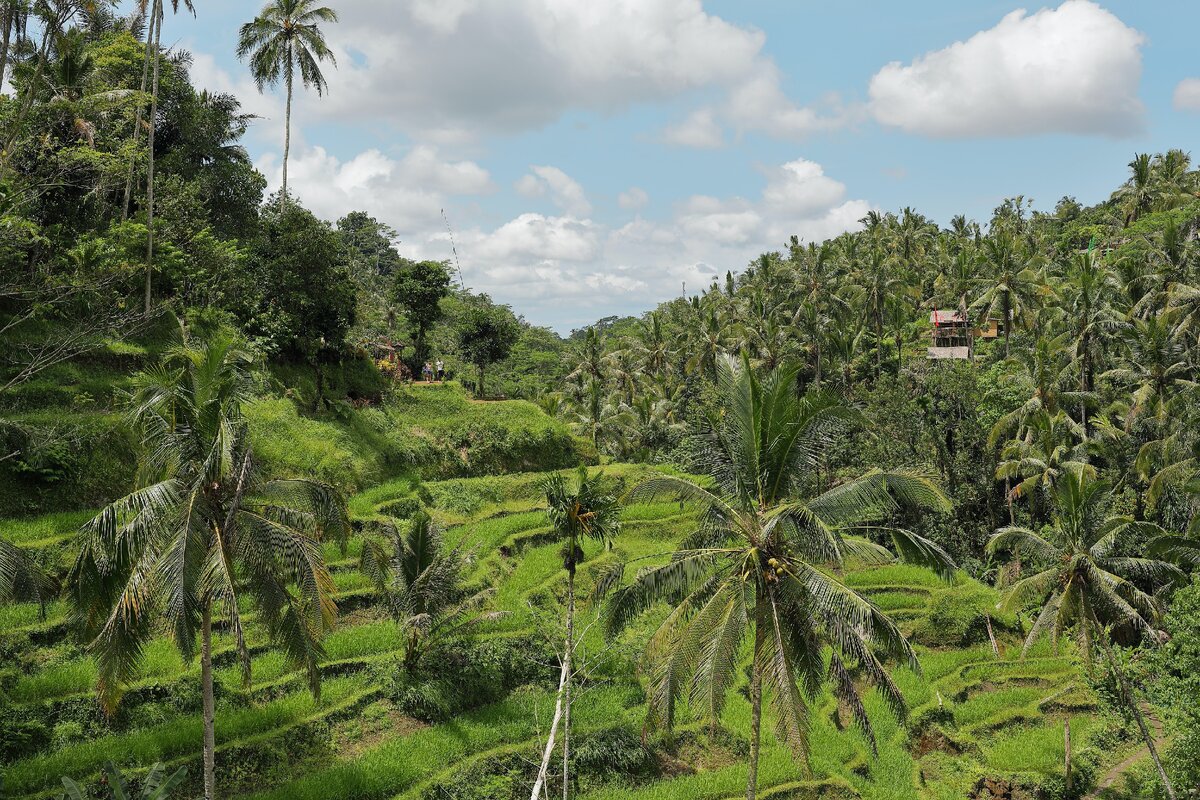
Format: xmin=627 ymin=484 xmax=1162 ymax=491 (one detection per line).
xmin=441 ymin=208 xmax=466 ymax=290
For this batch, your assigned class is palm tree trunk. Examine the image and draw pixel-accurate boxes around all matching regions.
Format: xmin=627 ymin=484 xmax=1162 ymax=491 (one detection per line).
xmin=874 ymin=312 xmax=883 ymax=376
xmin=281 ymin=63 xmax=292 ymax=210
xmin=123 ymin=4 xmax=157 ymax=221
xmin=202 ymin=600 xmax=217 ymax=800
xmin=1101 ymin=637 xmax=1175 ymax=800
xmin=746 ymin=603 xmax=765 ymax=800
xmin=1064 ymin=717 xmax=1072 ymax=794
xmin=2 ymin=9 xmax=55 ymax=155
xmin=1003 ymin=293 xmax=1012 ymax=358
xmin=562 ymin=562 xmax=575 ymax=800
xmin=143 ymin=0 xmax=163 ymax=316
xmin=0 ymin=7 xmax=13 ymax=95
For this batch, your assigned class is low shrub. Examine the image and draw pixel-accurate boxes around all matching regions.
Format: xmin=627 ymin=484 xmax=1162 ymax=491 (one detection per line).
xmin=377 ymin=496 xmax=423 ymax=519
xmin=378 ymin=636 xmax=553 ymax=723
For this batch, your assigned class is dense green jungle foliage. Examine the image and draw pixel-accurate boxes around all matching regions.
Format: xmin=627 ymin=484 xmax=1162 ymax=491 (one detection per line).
xmin=2 ymin=4 xmax=1200 ymax=800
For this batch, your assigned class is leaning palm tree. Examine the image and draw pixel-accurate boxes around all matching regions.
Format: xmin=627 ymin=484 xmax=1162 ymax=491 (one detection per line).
xmin=69 ymin=327 xmax=349 ymax=800
xmin=359 ymin=510 xmax=504 ymax=675
xmin=0 ymin=535 xmax=56 ymax=612
xmin=538 ymin=467 xmax=621 ymax=800
xmin=987 ymin=464 xmax=1182 ymax=800
xmin=236 ymin=0 xmax=337 ymax=208
xmin=596 ymin=356 xmax=954 ymax=800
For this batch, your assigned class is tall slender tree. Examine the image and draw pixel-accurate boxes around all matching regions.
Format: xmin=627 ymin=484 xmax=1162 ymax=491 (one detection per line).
xmin=141 ymin=0 xmax=195 ymax=315
xmin=237 ymin=0 xmax=337 ymax=209
xmin=972 ymin=230 xmax=1047 ymax=357
xmin=0 ymin=0 xmax=31 ymax=94
xmin=541 ymin=467 xmax=621 ymax=800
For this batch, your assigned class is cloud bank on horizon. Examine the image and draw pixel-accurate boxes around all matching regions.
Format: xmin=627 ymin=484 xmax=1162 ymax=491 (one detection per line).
xmin=184 ymin=0 xmax=1192 ymax=332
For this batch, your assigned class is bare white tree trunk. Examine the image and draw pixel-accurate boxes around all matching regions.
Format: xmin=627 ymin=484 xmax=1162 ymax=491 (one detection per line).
xmin=530 ymin=658 xmax=569 ymax=800
xmin=1064 ymin=717 xmax=1072 ymax=795
xmin=562 ymin=571 xmax=574 ymax=800
xmin=1102 ymin=636 xmax=1175 ymax=800
xmin=985 ymin=613 xmax=999 ymax=658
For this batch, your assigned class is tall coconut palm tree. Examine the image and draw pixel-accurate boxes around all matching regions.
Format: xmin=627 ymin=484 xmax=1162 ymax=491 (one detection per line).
xmin=69 ymin=328 xmax=349 ymax=800
xmin=853 ymin=245 xmax=900 ymax=374
xmin=989 ymin=334 xmax=1093 ymax=447
xmin=1130 ymin=219 xmax=1197 ymax=320
xmin=1113 ymin=153 xmax=1158 ymax=226
xmin=995 ymin=409 xmax=1091 ymax=523
xmin=541 ymin=467 xmax=621 ymax=800
xmin=237 ymin=0 xmax=337 ymax=209
xmin=633 ymin=310 xmax=674 ymax=381
xmin=1062 ymin=250 xmax=1124 ymax=429
xmin=972 ymin=230 xmax=1047 ymax=358
xmin=987 ymin=464 xmax=1183 ymax=800
xmin=1102 ymin=312 xmax=1194 ymax=428
xmin=596 ymin=356 xmax=954 ymax=800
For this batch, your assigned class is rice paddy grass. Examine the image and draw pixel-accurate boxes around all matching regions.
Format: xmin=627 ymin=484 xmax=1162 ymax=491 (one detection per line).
xmin=0 ymin=466 xmax=1111 ymax=800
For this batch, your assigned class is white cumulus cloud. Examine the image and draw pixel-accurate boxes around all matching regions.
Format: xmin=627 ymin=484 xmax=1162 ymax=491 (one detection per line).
xmin=514 ymin=166 xmax=592 ymax=217
xmin=310 ymin=0 xmax=764 ymax=141
xmin=258 ymin=145 xmax=492 ymax=233
xmin=1173 ymin=78 xmax=1200 ymax=112
xmin=868 ymin=0 xmax=1145 ymax=138
xmin=408 ymin=157 xmax=873 ymax=330
xmin=662 ymin=108 xmax=726 ymax=149
xmin=617 ymin=187 xmax=650 ymax=210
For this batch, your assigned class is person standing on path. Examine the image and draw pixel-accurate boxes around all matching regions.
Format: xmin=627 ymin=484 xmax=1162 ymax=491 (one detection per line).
xmin=422 ymin=361 xmax=433 ymax=382
xmin=436 ymin=358 xmax=445 ymax=383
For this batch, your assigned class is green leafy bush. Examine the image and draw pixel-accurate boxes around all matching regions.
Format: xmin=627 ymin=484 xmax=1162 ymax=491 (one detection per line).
xmin=378 ymin=636 xmax=552 ymax=723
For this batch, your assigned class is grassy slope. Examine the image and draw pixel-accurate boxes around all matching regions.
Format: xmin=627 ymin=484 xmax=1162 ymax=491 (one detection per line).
xmin=1 ymin=363 xmax=589 ymax=517
xmin=1 ymin=465 xmax=1109 ymax=799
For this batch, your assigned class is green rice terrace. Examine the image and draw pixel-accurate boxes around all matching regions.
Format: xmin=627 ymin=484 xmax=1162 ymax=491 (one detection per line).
xmin=5 ymin=2 xmax=1200 ymax=798
xmin=0 ymin=450 xmax=1163 ymax=800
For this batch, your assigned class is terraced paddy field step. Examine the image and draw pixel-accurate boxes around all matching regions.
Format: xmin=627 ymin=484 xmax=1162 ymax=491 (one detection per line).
xmin=4 ymin=675 xmax=379 ymax=798
xmin=0 ymin=466 xmax=1122 ymax=800
xmin=243 ymin=683 xmax=642 ymax=800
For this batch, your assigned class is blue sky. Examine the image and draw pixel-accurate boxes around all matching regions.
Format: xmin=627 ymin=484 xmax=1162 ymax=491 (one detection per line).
xmin=148 ymin=0 xmax=1200 ymax=332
